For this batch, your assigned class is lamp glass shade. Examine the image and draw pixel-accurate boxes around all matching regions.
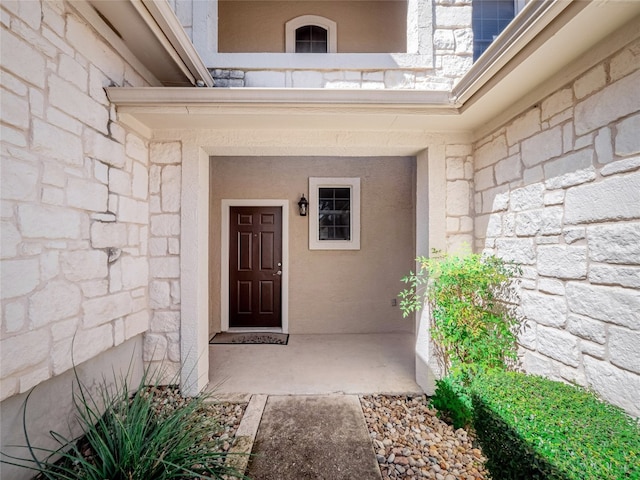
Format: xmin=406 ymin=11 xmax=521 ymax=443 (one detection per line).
xmin=298 ymin=194 xmax=308 ymax=216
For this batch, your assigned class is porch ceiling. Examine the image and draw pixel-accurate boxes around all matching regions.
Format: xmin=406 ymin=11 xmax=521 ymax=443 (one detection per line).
xmin=105 ymin=1 xmax=640 ymax=141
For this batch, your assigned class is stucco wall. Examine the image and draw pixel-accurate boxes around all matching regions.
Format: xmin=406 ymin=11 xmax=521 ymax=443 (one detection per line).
xmin=176 ymin=0 xmax=472 ymax=90
xmin=0 ymin=3 xmax=152 ymax=471
xmin=218 ymin=1 xmax=407 ymax=53
xmin=209 ymin=156 xmax=416 ymax=335
xmin=473 ymin=35 xmax=640 ymax=416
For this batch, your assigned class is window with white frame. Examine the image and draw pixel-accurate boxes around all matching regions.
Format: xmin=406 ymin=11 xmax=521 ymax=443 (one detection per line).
xmin=309 ymin=177 xmax=360 ymax=250
xmin=285 ymin=15 xmax=337 ymax=53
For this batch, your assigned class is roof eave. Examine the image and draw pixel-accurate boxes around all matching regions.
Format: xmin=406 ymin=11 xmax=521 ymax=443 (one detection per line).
xmin=82 ymin=0 xmax=212 ymax=87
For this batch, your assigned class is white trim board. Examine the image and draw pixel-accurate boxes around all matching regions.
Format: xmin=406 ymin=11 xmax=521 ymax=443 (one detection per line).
xmin=308 ymin=177 xmax=361 ymax=250
xmin=221 ymin=199 xmax=290 ymax=334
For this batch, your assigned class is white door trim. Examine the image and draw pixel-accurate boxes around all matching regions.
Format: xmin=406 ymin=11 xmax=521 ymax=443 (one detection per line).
xmin=221 ymin=199 xmax=289 ymax=333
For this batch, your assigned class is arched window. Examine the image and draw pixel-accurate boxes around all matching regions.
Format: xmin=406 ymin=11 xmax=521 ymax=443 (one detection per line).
xmin=285 ymin=15 xmax=337 ymax=53
xmin=295 ymin=25 xmax=328 ymax=53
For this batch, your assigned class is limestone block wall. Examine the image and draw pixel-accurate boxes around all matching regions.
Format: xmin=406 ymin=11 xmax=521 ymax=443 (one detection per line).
xmin=0 ymin=1 xmax=151 ymax=402
xmin=146 ymin=141 xmax=183 ymax=379
xmin=432 ymin=0 xmax=474 ymax=90
xmin=215 ymin=68 xmax=457 ymax=90
xmin=445 ymin=144 xmax=475 ymax=251
xmin=473 ymin=37 xmax=640 ymax=416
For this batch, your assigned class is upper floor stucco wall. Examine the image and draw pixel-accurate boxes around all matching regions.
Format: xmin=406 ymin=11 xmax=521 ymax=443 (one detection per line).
xmin=218 ymin=1 xmax=407 ymax=53
xmin=473 ymin=34 xmax=640 ymax=417
xmin=171 ymin=0 xmax=473 ymax=89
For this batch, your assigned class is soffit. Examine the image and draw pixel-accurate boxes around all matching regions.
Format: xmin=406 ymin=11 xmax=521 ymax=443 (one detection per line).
xmin=85 ymin=0 xmax=212 ymax=87
xmin=106 ymin=0 xmax=640 ymax=139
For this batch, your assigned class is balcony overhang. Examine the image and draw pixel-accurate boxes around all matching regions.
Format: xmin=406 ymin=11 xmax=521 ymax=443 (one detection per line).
xmin=105 ymin=88 xmax=458 ymax=138
xmin=105 ymin=0 xmax=640 ymax=141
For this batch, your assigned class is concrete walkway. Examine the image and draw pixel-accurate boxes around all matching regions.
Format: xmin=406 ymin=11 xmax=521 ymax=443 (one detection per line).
xmin=213 ymin=334 xmax=422 ymax=479
xmin=209 ymin=333 xmax=421 ymax=396
xmin=227 ymin=394 xmax=382 ymax=480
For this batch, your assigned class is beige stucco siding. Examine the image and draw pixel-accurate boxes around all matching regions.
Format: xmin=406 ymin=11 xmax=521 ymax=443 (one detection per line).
xmin=218 ymin=1 xmax=407 ymax=53
xmin=209 ymin=156 xmax=415 ymax=334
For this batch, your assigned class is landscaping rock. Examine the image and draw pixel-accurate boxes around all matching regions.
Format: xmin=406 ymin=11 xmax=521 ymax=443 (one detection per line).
xmin=360 ymin=395 xmax=488 ymax=479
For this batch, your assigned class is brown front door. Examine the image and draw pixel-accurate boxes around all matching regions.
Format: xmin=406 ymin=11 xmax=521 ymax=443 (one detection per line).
xmin=229 ymin=206 xmax=283 ymax=328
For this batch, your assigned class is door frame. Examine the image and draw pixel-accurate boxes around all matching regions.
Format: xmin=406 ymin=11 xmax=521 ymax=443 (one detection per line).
xmin=221 ymin=199 xmax=289 ymax=333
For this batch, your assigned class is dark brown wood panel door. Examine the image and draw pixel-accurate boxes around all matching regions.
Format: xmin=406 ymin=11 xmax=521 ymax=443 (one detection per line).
xmin=229 ymin=206 xmax=282 ymax=328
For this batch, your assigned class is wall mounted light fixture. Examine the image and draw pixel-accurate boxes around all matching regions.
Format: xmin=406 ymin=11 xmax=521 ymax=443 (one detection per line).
xmin=298 ymin=194 xmax=308 ymax=216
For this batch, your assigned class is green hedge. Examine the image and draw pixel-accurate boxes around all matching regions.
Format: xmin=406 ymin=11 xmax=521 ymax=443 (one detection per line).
xmin=471 ymin=371 xmax=640 ymax=480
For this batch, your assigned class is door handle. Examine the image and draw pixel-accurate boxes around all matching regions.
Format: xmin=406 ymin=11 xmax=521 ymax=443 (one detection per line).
xmin=273 ymin=270 xmax=282 ymax=276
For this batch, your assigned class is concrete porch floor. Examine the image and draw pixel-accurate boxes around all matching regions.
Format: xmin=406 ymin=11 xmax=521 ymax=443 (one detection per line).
xmin=207 ymin=333 xmax=422 ymax=396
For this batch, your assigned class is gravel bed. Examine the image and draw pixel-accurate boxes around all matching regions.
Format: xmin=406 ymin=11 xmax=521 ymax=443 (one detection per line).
xmin=145 ymin=385 xmax=248 ymax=453
xmin=361 ymin=395 xmax=489 ymax=480
xmin=150 ymin=389 xmax=488 ymax=479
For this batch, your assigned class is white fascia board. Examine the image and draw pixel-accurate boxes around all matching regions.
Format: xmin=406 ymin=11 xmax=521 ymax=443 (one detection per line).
xmin=141 ymin=0 xmax=214 ymax=87
xmin=126 ymin=0 xmax=196 ymax=86
xmin=105 ymin=87 xmax=453 ymax=109
xmin=105 ymin=87 xmax=459 ymax=133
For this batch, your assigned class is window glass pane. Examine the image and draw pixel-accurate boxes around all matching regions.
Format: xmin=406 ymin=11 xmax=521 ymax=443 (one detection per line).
xmin=295 ymin=25 xmax=328 ymax=53
xmin=472 ymin=0 xmax=515 ymax=60
xmin=296 ymin=42 xmax=311 ymax=53
xmin=318 ymin=187 xmax=351 ymax=240
xmin=333 ymin=188 xmax=350 ymax=199
xmin=296 ymin=26 xmax=311 ymax=42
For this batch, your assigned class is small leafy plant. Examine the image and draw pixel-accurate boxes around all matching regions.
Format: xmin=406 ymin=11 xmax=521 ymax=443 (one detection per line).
xmin=400 ymin=249 xmax=522 ymax=376
xmin=429 ymin=373 xmax=474 ymax=429
xmin=400 ymin=249 xmax=524 ymax=427
xmin=1 ymin=364 xmax=245 ymax=480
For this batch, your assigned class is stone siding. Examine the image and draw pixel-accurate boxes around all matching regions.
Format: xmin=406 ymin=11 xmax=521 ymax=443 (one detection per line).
xmin=146 ymin=142 xmax=183 ymax=379
xmin=474 ymin=37 xmax=640 ymax=416
xmin=445 ymin=144 xmax=475 ymax=251
xmin=1 ymin=1 xmax=150 ymax=402
xmin=218 ymin=68 xmax=456 ymax=90
xmin=433 ymin=0 xmax=473 ymax=89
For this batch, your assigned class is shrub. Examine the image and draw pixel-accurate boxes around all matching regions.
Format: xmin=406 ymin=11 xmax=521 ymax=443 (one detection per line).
xmin=1 ymin=366 xmax=244 ymax=480
xmin=471 ymin=370 xmax=640 ymax=480
xmin=399 ymin=250 xmax=523 ymax=427
xmin=400 ymin=250 xmax=522 ymax=377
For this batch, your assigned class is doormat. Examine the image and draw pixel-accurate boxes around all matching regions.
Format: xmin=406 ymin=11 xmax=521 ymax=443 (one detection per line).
xmin=209 ymin=332 xmax=289 ymax=345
